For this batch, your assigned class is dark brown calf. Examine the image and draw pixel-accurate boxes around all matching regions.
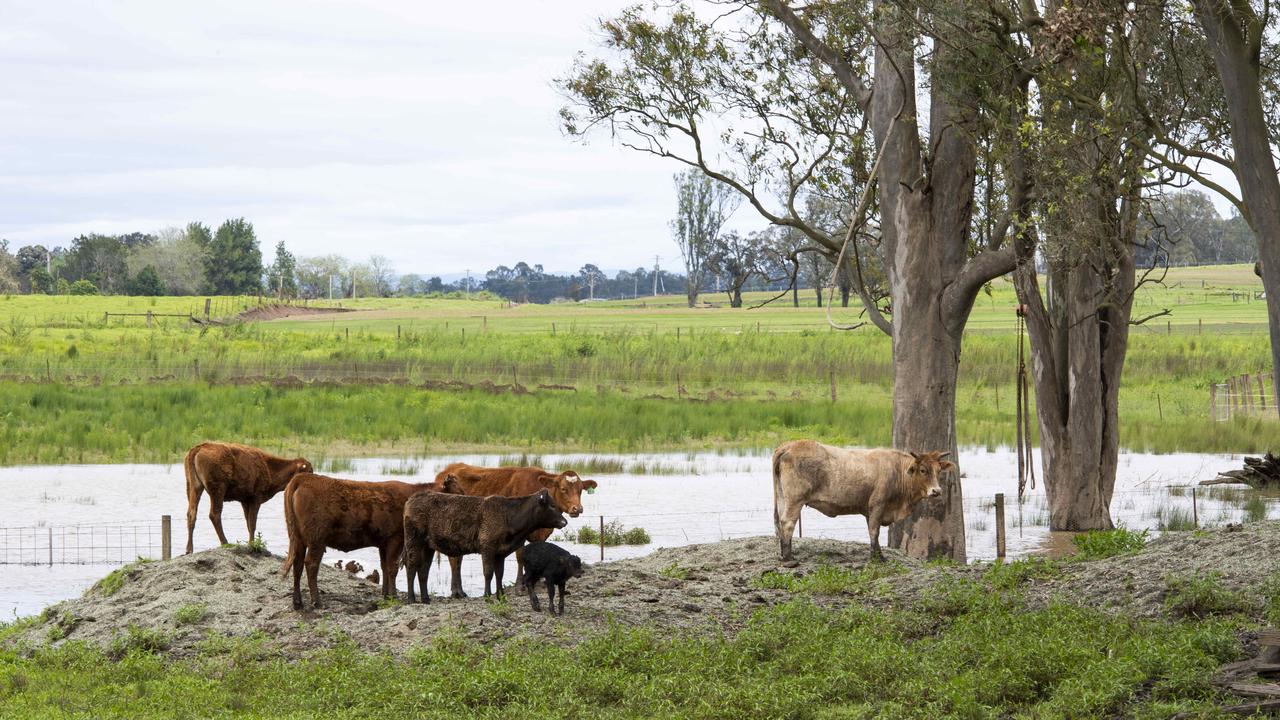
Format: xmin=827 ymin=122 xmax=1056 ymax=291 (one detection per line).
xmin=183 ymin=442 xmax=312 ymax=554
xmin=403 ymin=488 xmax=568 ymax=603
xmin=280 ymin=473 xmax=457 ymax=610
xmin=432 ymin=462 xmax=597 ymax=595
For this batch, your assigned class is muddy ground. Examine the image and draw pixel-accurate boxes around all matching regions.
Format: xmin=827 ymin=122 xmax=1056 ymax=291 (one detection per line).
xmin=8 ymin=523 xmax=1280 ymax=658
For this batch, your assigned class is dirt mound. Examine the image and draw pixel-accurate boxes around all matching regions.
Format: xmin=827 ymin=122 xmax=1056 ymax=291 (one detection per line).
xmin=8 ymin=524 xmax=1280 ymax=658
xmin=236 ymin=303 xmax=356 ymax=322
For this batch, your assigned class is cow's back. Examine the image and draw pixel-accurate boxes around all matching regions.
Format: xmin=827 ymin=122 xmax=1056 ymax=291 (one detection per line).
xmin=776 ymin=441 xmax=907 ymax=516
xmin=190 ymin=442 xmax=273 ymax=502
xmin=288 ymin=474 xmax=406 ymax=552
xmin=436 ymin=463 xmax=543 ymax=497
xmin=408 ymin=492 xmax=485 ymax=557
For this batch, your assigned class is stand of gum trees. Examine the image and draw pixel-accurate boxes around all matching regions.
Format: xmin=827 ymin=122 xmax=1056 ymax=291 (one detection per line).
xmin=561 ymin=0 xmax=1278 ymax=558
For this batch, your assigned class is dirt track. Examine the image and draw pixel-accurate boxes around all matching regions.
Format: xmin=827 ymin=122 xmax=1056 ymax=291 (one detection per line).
xmin=9 ymin=524 xmax=1280 ymax=657
xmin=236 ymin=303 xmax=356 ymax=322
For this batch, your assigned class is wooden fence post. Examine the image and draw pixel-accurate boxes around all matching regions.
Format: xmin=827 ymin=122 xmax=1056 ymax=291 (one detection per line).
xmin=204 ymin=298 xmax=211 ymax=319
xmin=829 ymin=370 xmax=837 ymax=403
xmin=995 ymin=493 xmax=1006 ymax=559
xmin=1190 ymin=488 xmax=1198 ymax=529
xmin=599 ymin=516 xmax=605 ymax=562
xmin=161 ymin=515 xmax=172 ymax=560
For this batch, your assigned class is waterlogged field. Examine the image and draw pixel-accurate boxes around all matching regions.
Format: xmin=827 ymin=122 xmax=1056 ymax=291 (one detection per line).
xmin=0 ymin=448 xmax=1272 ymax=618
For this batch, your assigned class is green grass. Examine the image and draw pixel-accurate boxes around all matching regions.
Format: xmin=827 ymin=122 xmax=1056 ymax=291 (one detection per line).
xmin=1072 ymin=528 xmax=1149 ymax=560
xmin=170 ymin=604 xmax=207 ymax=627
xmin=0 ymin=265 xmax=1275 ymax=464
xmin=0 ymin=588 xmax=1246 ymax=718
xmin=1164 ymin=573 xmax=1255 ymax=619
xmin=755 ymin=562 xmax=907 ymax=595
xmin=568 ymin=520 xmax=651 ymax=547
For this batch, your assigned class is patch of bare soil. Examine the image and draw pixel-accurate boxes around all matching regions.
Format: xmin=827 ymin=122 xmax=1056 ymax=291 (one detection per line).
xmin=236 ymin=303 xmax=356 ymax=322
xmin=9 ymin=524 xmax=1280 ymax=658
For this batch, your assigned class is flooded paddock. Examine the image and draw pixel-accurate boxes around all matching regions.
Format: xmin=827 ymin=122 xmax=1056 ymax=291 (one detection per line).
xmin=0 ymin=448 xmax=1271 ymax=618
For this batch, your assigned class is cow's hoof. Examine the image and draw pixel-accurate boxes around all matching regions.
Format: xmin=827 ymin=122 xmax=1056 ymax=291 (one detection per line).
xmin=781 ymin=559 xmax=799 ymax=568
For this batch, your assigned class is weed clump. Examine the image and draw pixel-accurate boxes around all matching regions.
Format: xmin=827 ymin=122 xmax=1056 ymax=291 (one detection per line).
xmin=1072 ymin=528 xmax=1148 ymax=560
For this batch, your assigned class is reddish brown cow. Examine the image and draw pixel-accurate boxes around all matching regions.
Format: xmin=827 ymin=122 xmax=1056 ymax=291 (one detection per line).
xmin=183 ymin=442 xmax=312 ymax=554
xmin=432 ymin=463 xmax=598 ymax=596
xmin=280 ymin=473 xmax=458 ymax=610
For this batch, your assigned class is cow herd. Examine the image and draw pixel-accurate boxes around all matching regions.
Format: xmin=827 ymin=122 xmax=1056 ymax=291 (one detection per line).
xmin=182 ymin=440 xmax=954 ymax=614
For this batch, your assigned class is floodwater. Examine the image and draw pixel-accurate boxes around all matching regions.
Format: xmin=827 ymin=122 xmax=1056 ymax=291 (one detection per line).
xmin=0 ymin=448 xmax=1268 ymax=618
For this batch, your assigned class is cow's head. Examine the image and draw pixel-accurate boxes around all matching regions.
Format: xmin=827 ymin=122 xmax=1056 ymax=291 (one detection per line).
xmin=906 ymin=451 xmax=955 ymax=501
xmin=435 ymin=474 xmax=463 ymax=495
xmin=537 ymin=471 xmax=598 ymax=517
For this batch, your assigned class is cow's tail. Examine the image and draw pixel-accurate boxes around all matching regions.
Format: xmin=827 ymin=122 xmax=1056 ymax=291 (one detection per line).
xmin=279 ymin=480 xmax=301 ymax=578
xmin=183 ymin=444 xmax=200 ymax=499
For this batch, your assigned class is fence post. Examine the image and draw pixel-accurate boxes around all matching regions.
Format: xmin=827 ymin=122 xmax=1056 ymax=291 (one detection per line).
xmin=1157 ymin=394 xmax=1163 ymax=422
xmin=829 ymin=370 xmax=837 ymax=403
xmin=483 ymin=316 xmax=488 ymax=334
xmin=161 ymin=515 xmax=172 ymax=560
xmin=995 ymin=493 xmax=1006 ymax=560
xmin=1210 ymin=383 xmax=1218 ymax=420
xmin=204 ymin=298 xmax=211 ymax=320
xmin=397 ymin=324 xmax=401 ymax=341
xmin=599 ymin=516 xmax=605 ymax=562
xmin=146 ymin=311 xmax=153 ymax=328
xmin=1191 ymin=488 xmax=1198 ymax=529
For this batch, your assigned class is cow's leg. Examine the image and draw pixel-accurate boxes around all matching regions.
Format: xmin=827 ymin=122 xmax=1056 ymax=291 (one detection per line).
xmin=481 ymin=554 xmax=494 ymax=598
xmin=514 ymin=545 xmax=527 ymax=591
xmin=379 ymin=542 xmax=398 ymax=598
xmin=448 ymin=555 xmax=467 ymax=599
xmin=526 ymin=571 xmax=542 ymax=612
xmin=305 ymin=544 xmax=325 ymax=608
xmin=291 ymin=542 xmax=307 ymax=610
xmin=185 ymin=484 xmax=203 ymax=555
xmin=207 ymin=491 xmax=229 ymax=546
xmin=417 ymin=548 xmax=433 ymax=604
xmin=556 ymin=581 xmax=565 ymax=616
xmin=404 ymin=544 xmax=419 ymax=604
xmin=492 ymin=553 xmax=507 ymax=600
xmin=775 ymin=497 xmax=802 ymax=566
xmin=866 ymin=509 xmax=884 ymax=562
xmin=243 ymin=501 xmax=261 ymax=546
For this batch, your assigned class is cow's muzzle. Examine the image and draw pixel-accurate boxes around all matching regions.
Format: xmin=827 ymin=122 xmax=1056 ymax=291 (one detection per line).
xmin=568 ymin=507 xmax=582 ymax=517
xmin=928 ymin=487 xmax=941 ymax=498
xmin=554 ymin=517 xmax=568 ymax=529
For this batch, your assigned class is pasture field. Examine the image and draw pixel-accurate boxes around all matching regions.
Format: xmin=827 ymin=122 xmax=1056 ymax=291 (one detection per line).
xmin=0 ymin=264 xmax=1274 ymax=464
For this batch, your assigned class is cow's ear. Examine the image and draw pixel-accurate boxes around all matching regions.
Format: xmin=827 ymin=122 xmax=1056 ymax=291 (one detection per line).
xmin=536 ymin=473 xmax=558 ymax=487
xmin=583 ymin=480 xmax=598 ymax=490
xmin=909 ymin=451 xmax=921 ymax=461
xmin=940 ymin=461 xmax=957 ymax=473
xmin=539 ymin=492 xmax=550 ymax=505
xmin=938 ymin=451 xmax=952 ymax=460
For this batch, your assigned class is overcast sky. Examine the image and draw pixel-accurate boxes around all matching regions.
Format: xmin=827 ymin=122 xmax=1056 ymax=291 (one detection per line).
xmin=0 ymin=1 xmax=692 ymax=277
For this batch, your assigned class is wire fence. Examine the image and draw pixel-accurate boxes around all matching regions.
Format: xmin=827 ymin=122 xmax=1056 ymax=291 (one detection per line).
xmin=1 ymin=483 xmax=1273 ymax=566
xmin=1212 ymin=372 xmax=1276 ymax=421
xmin=0 ymin=521 xmax=166 ymax=565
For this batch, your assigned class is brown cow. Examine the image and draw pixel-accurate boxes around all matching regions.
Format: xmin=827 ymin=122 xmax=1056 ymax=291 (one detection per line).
xmin=280 ymin=473 xmax=458 ymax=610
xmin=183 ymin=442 xmax=312 ymax=554
xmin=432 ymin=462 xmax=598 ymax=596
xmin=772 ymin=441 xmax=954 ymax=564
xmin=403 ymin=488 xmax=569 ymax=603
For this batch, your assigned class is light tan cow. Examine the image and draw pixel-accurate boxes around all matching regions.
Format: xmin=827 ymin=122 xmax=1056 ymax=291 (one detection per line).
xmin=183 ymin=442 xmax=312 ymax=554
xmin=772 ymin=440 xmax=954 ymax=563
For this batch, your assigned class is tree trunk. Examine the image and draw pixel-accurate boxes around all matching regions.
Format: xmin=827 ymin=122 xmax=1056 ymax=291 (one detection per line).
xmin=686 ymin=285 xmax=698 ymax=308
xmin=1194 ymin=2 xmax=1280 ymax=419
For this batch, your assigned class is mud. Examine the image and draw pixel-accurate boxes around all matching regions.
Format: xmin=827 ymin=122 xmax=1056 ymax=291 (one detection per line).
xmin=8 ymin=524 xmax=1279 ymax=658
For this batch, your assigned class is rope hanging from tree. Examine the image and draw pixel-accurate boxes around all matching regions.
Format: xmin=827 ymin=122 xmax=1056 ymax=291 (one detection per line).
xmin=1015 ymin=304 xmax=1036 ymax=503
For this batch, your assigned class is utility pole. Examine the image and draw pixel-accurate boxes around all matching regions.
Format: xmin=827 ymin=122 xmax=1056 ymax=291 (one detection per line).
xmin=652 ymin=255 xmax=660 ymax=296
xmin=633 ymin=274 xmax=638 ymax=299
xmin=350 ymin=268 xmax=356 ymax=299
xmin=465 ymin=269 xmax=471 ymax=296
xmin=329 ymin=274 xmax=334 ymax=301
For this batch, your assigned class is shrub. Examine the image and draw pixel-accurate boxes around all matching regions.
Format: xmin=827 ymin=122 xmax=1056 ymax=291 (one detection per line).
xmin=1164 ymin=573 xmax=1253 ymax=619
xmin=108 ymin=624 xmax=170 ymax=659
xmin=1072 ymin=528 xmax=1149 ymax=560
xmin=68 ymin=280 xmax=98 ymax=296
xmin=572 ymin=520 xmax=650 ymax=546
xmin=172 ymin=604 xmax=207 ymax=626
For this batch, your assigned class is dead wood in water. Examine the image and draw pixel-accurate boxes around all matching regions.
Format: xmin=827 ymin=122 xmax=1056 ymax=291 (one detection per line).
xmin=1201 ymin=452 xmax=1280 ymax=489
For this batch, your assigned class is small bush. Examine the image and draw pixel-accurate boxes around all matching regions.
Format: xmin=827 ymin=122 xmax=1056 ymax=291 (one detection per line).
xmin=984 ymin=557 xmax=1060 ymax=589
xmin=172 ymin=604 xmax=207 ymax=626
xmin=226 ymin=534 xmax=268 ymax=555
xmin=1164 ymin=573 xmax=1253 ymax=619
xmin=108 ymin=625 xmax=170 ymax=659
xmin=1153 ymin=503 xmax=1197 ymax=532
xmin=658 ymin=562 xmax=688 ymax=581
xmin=1244 ymin=495 xmax=1268 ymax=523
xmin=572 ymin=520 xmax=650 ymax=546
xmin=1072 ymin=528 xmax=1149 ymax=560
xmin=68 ymin=280 xmax=98 ymax=296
